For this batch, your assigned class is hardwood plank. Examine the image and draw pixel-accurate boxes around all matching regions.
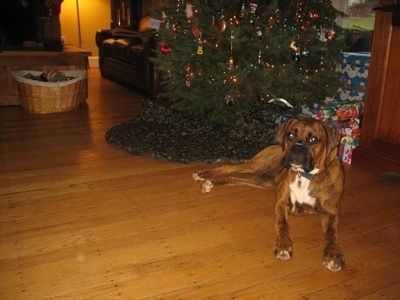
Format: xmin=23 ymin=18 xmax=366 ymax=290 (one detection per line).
xmin=343 ymin=262 xmax=400 ymax=299
xmin=0 ymin=68 xmax=399 ymax=299
xmin=357 ymin=282 xmax=400 ymax=300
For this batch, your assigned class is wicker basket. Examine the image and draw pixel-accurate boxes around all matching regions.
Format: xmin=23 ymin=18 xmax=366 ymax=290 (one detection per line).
xmin=12 ymin=70 xmax=87 ymax=114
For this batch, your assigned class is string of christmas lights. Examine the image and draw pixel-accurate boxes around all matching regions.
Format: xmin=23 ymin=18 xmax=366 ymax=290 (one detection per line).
xmin=151 ymin=0 xmax=345 ymax=122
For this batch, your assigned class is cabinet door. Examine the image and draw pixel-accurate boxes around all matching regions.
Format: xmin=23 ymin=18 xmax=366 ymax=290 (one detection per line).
xmin=111 ymin=0 xmax=142 ymax=29
xmin=353 ymin=1 xmax=400 ymax=174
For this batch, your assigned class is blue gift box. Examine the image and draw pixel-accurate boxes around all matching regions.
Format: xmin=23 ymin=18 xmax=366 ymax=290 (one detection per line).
xmin=335 ymin=52 xmax=370 ymax=103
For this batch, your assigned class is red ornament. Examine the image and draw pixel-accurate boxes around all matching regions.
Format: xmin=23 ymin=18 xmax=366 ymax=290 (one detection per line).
xmin=217 ymin=19 xmax=227 ymax=32
xmin=160 ymin=44 xmax=171 ymax=55
xmin=192 ymin=25 xmax=201 ymax=38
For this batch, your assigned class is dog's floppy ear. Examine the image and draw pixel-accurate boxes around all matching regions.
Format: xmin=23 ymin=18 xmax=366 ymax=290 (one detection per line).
xmin=275 ymin=123 xmax=287 ymax=147
xmin=275 ymin=119 xmax=295 ymax=149
xmin=321 ymin=122 xmax=341 ymax=166
xmin=322 ymin=122 xmax=340 ymax=154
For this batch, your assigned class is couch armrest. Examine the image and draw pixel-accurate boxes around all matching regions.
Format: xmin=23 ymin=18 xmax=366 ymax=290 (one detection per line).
xmin=147 ymin=35 xmax=159 ymax=54
xmin=95 ymin=30 xmax=112 ymax=48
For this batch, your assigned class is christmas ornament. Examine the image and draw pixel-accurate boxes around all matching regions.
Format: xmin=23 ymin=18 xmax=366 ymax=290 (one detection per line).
xmin=197 ymin=43 xmax=204 ymax=55
xmin=327 ymin=28 xmax=336 ymax=40
xmin=186 ymin=3 xmax=193 ymax=18
xmin=318 ymin=26 xmax=329 ymax=41
xmin=191 ymin=25 xmax=201 ymax=39
xmin=249 ymin=3 xmax=258 ymax=29
xmin=250 ymin=3 xmax=258 ymax=14
xmin=160 ymin=44 xmax=171 ymax=55
xmin=290 ymin=41 xmax=298 ymax=52
xmin=239 ymin=1 xmax=246 ymax=19
xmin=193 ymin=26 xmax=203 ymax=55
xmin=224 ymin=94 xmax=234 ymax=106
xmin=290 ymin=41 xmax=301 ymax=62
xmin=217 ymin=18 xmax=227 ymax=32
xmin=217 ymin=7 xmax=227 ymax=32
xmin=161 ymin=11 xmax=170 ymax=29
xmin=185 ymin=76 xmax=191 ymax=87
xmin=256 ymin=26 xmax=263 ymax=40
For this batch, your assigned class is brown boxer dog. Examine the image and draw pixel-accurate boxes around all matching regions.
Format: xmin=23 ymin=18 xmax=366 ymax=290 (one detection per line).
xmin=193 ymin=118 xmax=345 ymax=272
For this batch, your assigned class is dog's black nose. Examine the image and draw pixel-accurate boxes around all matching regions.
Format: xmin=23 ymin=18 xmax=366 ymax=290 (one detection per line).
xmin=291 ymin=144 xmax=306 ymax=154
xmin=282 ymin=144 xmax=314 ymax=172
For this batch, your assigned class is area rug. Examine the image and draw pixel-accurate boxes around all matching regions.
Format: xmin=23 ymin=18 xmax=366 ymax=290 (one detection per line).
xmin=105 ymin=99 xmax=296 ymax=163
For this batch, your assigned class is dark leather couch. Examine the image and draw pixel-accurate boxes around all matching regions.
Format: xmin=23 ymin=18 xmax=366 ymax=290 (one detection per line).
xmin=95 ymin=29 xmax=163 ymax=98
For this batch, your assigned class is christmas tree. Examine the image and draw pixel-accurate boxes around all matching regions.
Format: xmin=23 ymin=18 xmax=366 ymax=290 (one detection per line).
xmin=151 ymin=0 xmax=346 ymax=122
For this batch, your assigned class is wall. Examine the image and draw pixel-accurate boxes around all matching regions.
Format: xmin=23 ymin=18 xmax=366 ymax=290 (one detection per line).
xmin=60 ymin=0 xmax=163 ymax=63
xmin=60 ymin=0 xmax=110 ymax=58
xmin=60 ymin=0 xmax=342 ymax=64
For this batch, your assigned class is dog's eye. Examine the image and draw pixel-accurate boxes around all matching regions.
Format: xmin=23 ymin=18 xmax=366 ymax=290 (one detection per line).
xmin=286 ymin=132 xmax=297 ymax=141
xmin=308 ymin=136 xmax=319 ymax=145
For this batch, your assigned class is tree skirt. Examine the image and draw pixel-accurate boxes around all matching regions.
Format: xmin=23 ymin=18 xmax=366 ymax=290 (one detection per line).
xmin=105 ymin=100 xmax=296 ymax=163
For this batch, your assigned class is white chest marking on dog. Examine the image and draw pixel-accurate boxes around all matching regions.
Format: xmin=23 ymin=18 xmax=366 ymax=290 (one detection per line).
xmin=289 ymin=168 xmax=319 ymax=210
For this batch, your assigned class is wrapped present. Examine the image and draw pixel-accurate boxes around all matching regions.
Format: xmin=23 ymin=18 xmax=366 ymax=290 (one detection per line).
xmin=339 ymin=136 xmax=359 ymax=164
xmin=336 ymin=52 xmax=370 ymax=103
xmin=301 ymin=103 xmax=336 ymax=121
xmin=274 ymin=114 xmax=302 ymax=125
xmin=336 ymin=102 xmax=362 ymax=119
xmin=341 ymin=144 xmax=355 ymax=164
xmin=331 ymin=117 xmax=360 ymax=135
xmin=294 ymin=53 xmax=370 ymax=163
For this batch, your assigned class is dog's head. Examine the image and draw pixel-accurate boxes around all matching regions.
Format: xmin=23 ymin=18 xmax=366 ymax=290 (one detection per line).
xmin=275 ymin=118 xmax=340 ymax=173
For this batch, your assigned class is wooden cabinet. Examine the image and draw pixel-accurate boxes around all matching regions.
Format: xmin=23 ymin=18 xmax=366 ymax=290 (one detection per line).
xmin=352 ymin=0 xmax=400 ymax=174
xmin=110 ymin=0 xmax=142 ymax=29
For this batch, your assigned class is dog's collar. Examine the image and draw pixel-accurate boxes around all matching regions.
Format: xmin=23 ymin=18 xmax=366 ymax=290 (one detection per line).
xmin=291 ymin=166 xmax=320 ymax=180
xmin=298 ymin=171 xmax=314 ymax=180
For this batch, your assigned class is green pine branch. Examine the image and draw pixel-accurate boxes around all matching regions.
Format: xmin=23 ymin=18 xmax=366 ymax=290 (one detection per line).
xmin=151 ymin=0 xmax=349 ymax=122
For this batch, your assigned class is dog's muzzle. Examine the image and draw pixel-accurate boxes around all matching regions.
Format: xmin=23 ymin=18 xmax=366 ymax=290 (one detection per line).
xmin=282 ymin=143 xmax=314 ymax=173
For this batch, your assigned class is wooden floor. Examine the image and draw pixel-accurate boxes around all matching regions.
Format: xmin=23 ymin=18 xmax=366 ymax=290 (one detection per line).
xmin=1 ymin=69 xmax=399 ymax=300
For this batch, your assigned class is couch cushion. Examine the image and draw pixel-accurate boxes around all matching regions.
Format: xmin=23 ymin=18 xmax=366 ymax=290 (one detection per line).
xmin=102 ymin=37 xmax=144 ymax=63
xmin=127 ymin=44 xmax=147 ymax=68
xmin=102 ymin=38 xmax=116 ymax=57
xmin=114 ymin=38 xmax=142 ymax=61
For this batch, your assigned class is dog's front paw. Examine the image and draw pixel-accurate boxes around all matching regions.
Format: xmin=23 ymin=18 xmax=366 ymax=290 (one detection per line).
xmin=273 ymin=239 xmax=293 ymax=261
xmin=323 ymin=251 xmax=345 ymax=272
xmin=192 ymin=173 xmax=204 ymax=181
xmin=201 ymin=180 xmax=214 ymax=193
xmin=193 ymin=173 xmax=214 ymax=193
xmin=275 ymin=249 xmax=292 ymax=260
